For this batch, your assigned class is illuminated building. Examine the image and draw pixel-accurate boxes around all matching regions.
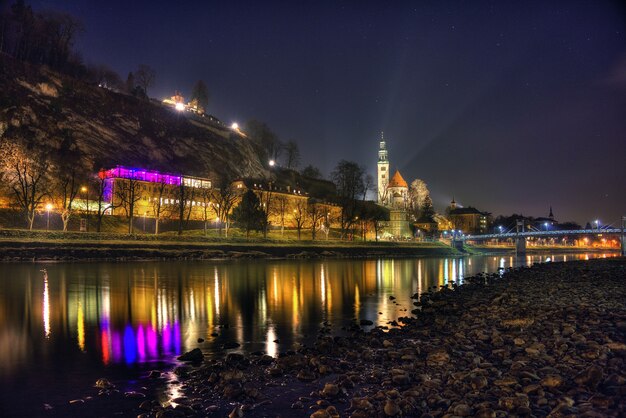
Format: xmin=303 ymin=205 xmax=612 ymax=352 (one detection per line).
xmin=376 ymin=133 xmax=411 ymax=238
xmin=447 ymin=199 xmax=491 ymax=234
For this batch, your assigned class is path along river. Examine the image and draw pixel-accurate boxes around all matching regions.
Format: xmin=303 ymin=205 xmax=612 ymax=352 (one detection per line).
xmin=0 ymin=252 xmax=617 ymax=416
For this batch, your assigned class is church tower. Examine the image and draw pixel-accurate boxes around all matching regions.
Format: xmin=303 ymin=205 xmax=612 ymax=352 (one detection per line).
xmin=377 ymin=132 xmax=389 ymax=204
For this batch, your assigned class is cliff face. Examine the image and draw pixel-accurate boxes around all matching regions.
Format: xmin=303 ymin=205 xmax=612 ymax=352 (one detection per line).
xmin=0 ymin=56 xmax=267 ymax=182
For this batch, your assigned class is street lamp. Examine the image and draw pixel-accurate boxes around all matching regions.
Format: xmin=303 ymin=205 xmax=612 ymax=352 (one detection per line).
xmin=45 ymin=203 xmax=53 ymax=231
xmin=595 ymin=219 xmax=600 ymax=230
xmin=544 ymin=222 xmax=548 ymax=231
xmin=81 ymin=186 xmax=89 ymax=232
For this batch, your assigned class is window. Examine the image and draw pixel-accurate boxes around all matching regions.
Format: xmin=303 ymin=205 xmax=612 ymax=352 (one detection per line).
xmin=381 ymin=167 xmax=386 ymax=171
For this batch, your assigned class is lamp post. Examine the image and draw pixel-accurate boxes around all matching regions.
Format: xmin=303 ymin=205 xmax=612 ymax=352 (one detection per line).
xmin=81 ymin=186 xmax=89 ymax=232
xmin=45 ymin=203 xmax=53 ymax=231
xmin=595 ymin=219 xmax=600 ymax=231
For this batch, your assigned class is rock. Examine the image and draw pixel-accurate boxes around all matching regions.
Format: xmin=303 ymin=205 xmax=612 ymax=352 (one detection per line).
xmin=540 ymin=375 xmax=563 ymax=388
xmin=384 ymin=399 xmax=401 ymax=416
xmin=575 ymin=365 xmax=603 ymax=388
xmin=321 ymin=383 xmax=340 ymax=398
xmin=197 ymin=338 xmax=204 ymax=343
xmin=426 ymin=350 xmax=450 ymax=366
xmin=228 ymin=405 xmax=243 ymax=418
xmin=297 ymin=369 xmax=317 ymax=381
xmin=94 ymin=378 xmax=114 ymax=389
xmin=359 ymin=319 xmax=374 ymax=326
xmin=148 ymin=370 xmax=161 ymax=378
xmin=310 ymin=410 xmax=331 ymax=418
xmin=453 ymin=403 xmax=473 ymax=416
xmin=291 ymin=401 xmax=304 ymax=409
xmin=177 ymin=348 xmax=203 ymax=362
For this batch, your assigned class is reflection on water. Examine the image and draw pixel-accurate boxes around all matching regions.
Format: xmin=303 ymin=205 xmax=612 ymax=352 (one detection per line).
xmin=0 ymin=252 xmax=616 ymax=376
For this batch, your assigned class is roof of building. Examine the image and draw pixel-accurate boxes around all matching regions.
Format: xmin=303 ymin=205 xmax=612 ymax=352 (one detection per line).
xmin=388 ymin=170 xmax=408 ymax=188
xmin=449 ymin=206 xmax=486 ymax=216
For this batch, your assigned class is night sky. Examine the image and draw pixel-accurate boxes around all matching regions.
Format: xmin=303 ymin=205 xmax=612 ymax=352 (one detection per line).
xmin=29 ymin=0 xmax=626 ymax=225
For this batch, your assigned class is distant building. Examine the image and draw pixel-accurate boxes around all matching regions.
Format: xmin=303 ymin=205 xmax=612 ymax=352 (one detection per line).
xmin=447 ymin=199 xmax=491 ymax=234
xmin=533 ymin=206 xmax=558 ymax=231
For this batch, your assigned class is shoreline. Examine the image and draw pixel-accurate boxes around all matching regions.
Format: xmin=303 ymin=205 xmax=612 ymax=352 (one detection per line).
xmin=0 ymin=235 xmax=618 ymax=262
xmin=55 ymin=257 xmax=625 ymax=417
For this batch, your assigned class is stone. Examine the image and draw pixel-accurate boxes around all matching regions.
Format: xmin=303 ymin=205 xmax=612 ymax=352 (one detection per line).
xmin=426 ymin=350 xmax=450 ymax=366
xmin=321 ymin=383 xmax=340 ymax=398
xmin=540 ymin=375 xmax=563 ymax=388
xmin=453 ymin=404 xmax=473 ymax=416
xmin=177 ymin=348 xmax=203 ymax=362
xmin=383 ymin=399 xmax=401 ymax=416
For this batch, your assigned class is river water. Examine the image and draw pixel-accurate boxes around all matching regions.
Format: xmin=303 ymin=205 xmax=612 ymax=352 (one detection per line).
xmin=0 ymin=252 xmax=616 ymax=416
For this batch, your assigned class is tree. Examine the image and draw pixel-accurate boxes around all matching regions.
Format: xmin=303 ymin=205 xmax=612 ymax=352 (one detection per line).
xmin=0 ymin=140 xmax=50 ymax=230
xmin=199 ymin=186 xmax=213 ymax=236
xmin=55 ymin=167 xmax=79 ymax=231
xmin=212 ymin=177 xmax=239 ymax=237
xmin=359 ymin=202 xmax=389 ymax=242
xmin=245 ymin=119 xmax=282 ymax=163
xmin=307 ymin=199 xmax=328 ymax=241
xmin=191 ymin=80 xmax=209 ymax=111
xmin=419 ymin=195 xmax=436 ymax=223
xmin=273 ymin=194 xmax=289 ymax=236
xmin=125 ymin=72 xmax=135 ymax=93
xmin=174 ymin=180 xmax=195 ymax=236
xmin=231 ymin=190 xmax=265 ymax=238
xmin=291 ymin=199 xmax=308 ymax=240
xmin=301 ymin=164 xmax=322 ymax=179
xmin=284 ymin=140 xmax=300 ymax=169
xmin=150 ymin=178 xmax=169 ymax=235
xmin=135 ymin=64 xmax=156 ymax=96
xmin=115 ymin=178 xmax=141 ymax=234
xmin=409 ymin=179 xmax=430 ymax=220
xmin=258 ymin=184 xmax=274 ymax=238
xmin=331 ymin=160 xmax=368 ymax=239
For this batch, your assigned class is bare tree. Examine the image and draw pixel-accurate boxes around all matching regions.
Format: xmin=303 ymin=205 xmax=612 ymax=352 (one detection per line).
xmin=174 ymin=181 xmax=196 ymax=236
xmin=55 ymin=168 xmax=79 ymax=231
xmin=135 ymin=64 xmax=156 ymax=96
xmin=150 ymin=179 xmax=169 ymax=235
xmin=258 ymin=186 xmax=274 ymax=238
xmin=284 ymin=140 xmax=300 ymax=169
xmin=0 ymin=140 xmax=50 ymax=230
xmin=291 ymin=199 xmax=308 ymax=240
xmin=115 ymin=178 xmax=142 ymax=234
xmin=212 ymin=178 xmax=239 ymax=237
xmin=307 ymin=199 xmax=327 ymax=241
xmin=273 ymin=194 xmax=289 ymax=236
xmin=199 ymin=186 xmax=214 ymax=236
xmin=331 ymin=160 xmax=367 ymax=239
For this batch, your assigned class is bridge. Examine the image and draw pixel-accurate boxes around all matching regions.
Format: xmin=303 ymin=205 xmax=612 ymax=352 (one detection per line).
xmin=453 ymin=217 xmax=626 ymax=255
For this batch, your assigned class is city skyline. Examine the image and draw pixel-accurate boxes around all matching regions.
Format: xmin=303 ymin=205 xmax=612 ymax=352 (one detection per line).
xmin=24 ymin=0 xmax=626 ymax=224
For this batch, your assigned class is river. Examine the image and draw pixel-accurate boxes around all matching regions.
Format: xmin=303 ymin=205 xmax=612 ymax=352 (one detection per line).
xmin=0 ymin=252 xmax=617 ymax=416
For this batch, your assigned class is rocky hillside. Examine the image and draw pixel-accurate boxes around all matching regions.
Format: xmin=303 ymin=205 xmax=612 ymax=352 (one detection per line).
xmin=0 ymin=55 xmax=267 ymax=182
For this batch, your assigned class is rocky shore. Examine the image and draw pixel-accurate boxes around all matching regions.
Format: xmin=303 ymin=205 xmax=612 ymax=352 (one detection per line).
xmin=69 ymin=258 xmax=625 ymax=417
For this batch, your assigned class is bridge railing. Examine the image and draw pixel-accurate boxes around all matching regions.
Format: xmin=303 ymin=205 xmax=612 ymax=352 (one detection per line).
xmin=464 ymin=228 xmax=622 ymax=241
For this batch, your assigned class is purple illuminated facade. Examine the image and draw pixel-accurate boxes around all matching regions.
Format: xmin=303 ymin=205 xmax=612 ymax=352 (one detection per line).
xmin=99 ymin=166 xmax=212 ymax=203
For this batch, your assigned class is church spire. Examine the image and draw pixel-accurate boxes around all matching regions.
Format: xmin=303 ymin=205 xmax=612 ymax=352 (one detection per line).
xmin=378 ymin=131 xmax=388 ymax=163
xmin=549 ymin=206 xmax=554 ymax=219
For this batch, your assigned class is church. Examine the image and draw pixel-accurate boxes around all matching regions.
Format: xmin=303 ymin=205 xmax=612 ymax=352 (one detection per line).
xmin=376 ymin=134 xmax=412 ymax=238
